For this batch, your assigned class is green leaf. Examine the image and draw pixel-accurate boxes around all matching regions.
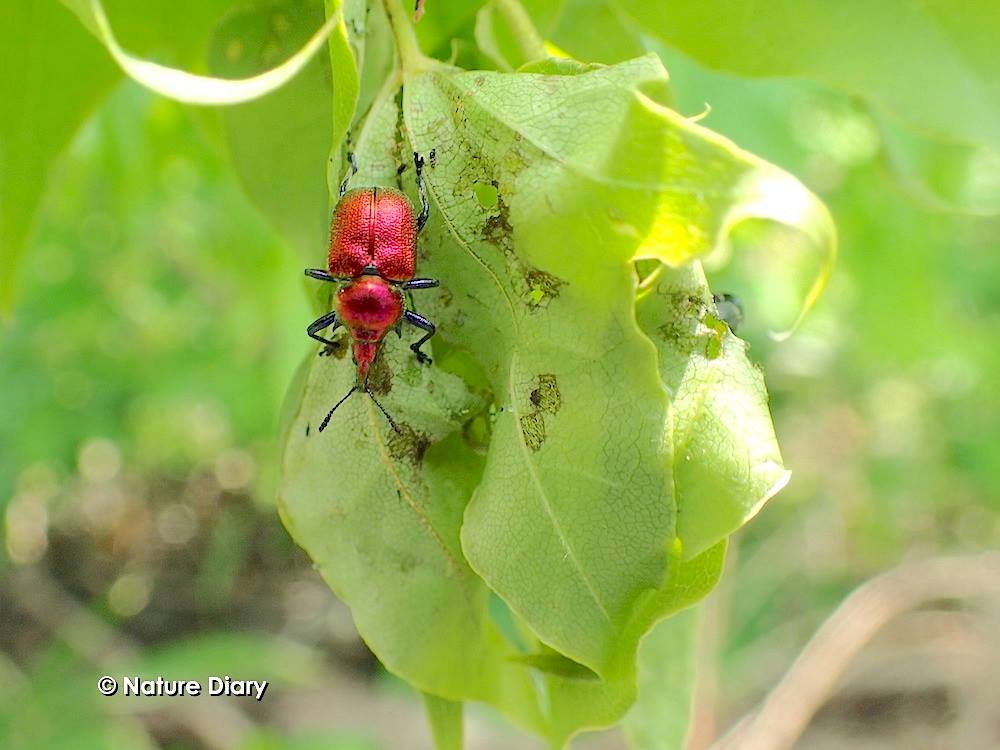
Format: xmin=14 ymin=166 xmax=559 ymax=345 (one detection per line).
xmin=401 ymin=54 xmax=819 ymax=676
xmin=550 ymin=0 xmax=644 ymax=65
xmin=538 ymin=543 xmax=725 ymax=745
xmin=616 ymin=0 xmax=1000 ymax=154
xmin=327 ymin=0 xmax=363 ymax=183
xmin=637 ymin=262 xmax=790 ymax=558
xmin=623 ymin=607 xmax=700 ymax=750
xmin=0 ymin=1 xmax=117 ymax=310
xmin=422 ymin=693 xmax=464 ymax=750
xmin=473 ymin=0 xmax=561 ymax=71
xmin=281 ymin=42 xmax=820 ymax=748
xmin=62 ymin=0 xmax=338 ymax=105
xmin=347 ymin=0 xmax=393 ymax=143
xmin=408 ymin=58 xmax=675 ymax=678
xmin=279 ymin=74 xmax=543 ymax=734
xmin=207 ymin=0 xmax=336 ymax=260
xmin=414 ymin=0 xmax=487 ymax=60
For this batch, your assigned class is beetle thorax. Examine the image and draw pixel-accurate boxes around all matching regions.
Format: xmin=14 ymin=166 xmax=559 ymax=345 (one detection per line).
xmin=336 ymin=275 xmax=404 ymax=339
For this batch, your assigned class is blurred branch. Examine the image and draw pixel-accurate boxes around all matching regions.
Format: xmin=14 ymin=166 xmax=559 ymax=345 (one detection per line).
xmin=709 ymin=552 xmax=1000 ymax=750
xmin=9 ymin=567 xmax=257 ymax=750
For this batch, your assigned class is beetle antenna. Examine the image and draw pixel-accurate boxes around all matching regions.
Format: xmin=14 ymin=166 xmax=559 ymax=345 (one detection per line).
xmin=318 ymin=385 xmax=358 ymax=432
xmin=364 ymin=386 xmax=401 ymax=433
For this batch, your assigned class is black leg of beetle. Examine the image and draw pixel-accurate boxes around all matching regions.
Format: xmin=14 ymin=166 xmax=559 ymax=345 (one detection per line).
xmin=401 ymin=278 xmax=439 ymax=290
xmin=403 ymin=309 xmax=436 ymax=364
xmin=307 ymin=310 xmax=343 ymax=355
xmin=339 ymin=150 xmax=359 ymax=197
xmin=413 ymin=151 xmax=430 ymax=234
xmin=305 ymin=268 xmax=351 ymax=283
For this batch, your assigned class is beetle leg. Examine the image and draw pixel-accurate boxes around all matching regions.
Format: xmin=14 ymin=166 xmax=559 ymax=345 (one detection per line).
xmin=339 ymin=150 xmax=359 ymax=197
xmin=403 ymin=310 xmax=436 ymax=365
xmin=413 ymin=151 xmax=430 ymax=234
xmin=401 ymin=277 xmax=439 ymax=290
xmin=394 ymin=321 xmax=403 ymax=338
xmin=307 ymin=310 xmax=344 ymax=356
xmin=305 ymin=268 xmax=349 ymax=283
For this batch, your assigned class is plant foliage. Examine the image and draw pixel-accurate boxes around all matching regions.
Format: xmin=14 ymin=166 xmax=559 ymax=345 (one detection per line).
xmin=4 ymin=0 xmax=850 ymax=747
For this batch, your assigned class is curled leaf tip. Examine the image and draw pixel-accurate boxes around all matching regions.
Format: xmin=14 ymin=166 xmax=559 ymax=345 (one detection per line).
xmin=688 ymin=102 xmax=712 ymax=123
xmin=728 ymin=170 xmax=838 ymax=340
xmin=71 ymin=0 xmax=339 ymax=105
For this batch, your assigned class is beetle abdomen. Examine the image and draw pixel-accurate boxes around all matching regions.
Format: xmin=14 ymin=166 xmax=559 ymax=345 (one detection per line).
xmin=328 ymin=187 xmax=416 ymax=281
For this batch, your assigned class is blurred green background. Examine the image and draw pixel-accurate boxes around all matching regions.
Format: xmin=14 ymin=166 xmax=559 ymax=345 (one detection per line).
xmin=2 ymin=2 xmax=999 ymax=749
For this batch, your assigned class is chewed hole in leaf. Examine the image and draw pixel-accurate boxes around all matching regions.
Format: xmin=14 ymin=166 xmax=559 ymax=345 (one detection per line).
xmin=529 ymin=374 xmax=562 ymax=414
xmin=523 ymin=267 xmax=566 ymax=310
xmin=702 ymin=314 xmax=729 ymax=360
xmin=519 ymin=412 xmax=546 ymax=451
xmin=518 ymin=374 xmax=562 ymax=451
xmin=473 ymin=181 xmax=499 ymax=209
xmin=656 ymin=290 xmax=732 ymax=359
xmin=480 ymin=194 xmax=514 ymax=250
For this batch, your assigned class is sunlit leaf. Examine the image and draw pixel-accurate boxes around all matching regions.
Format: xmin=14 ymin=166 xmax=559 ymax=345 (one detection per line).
xmin=401 ymin=54 xmax=818 ymax=675
xmin=281 ymin=34 xmax=818 ymax=749
xmin=278 ymin=87 xmax=544 ymax=733
xmin=638 ymin=263 xmax=790 ymax=558
xmin=62 ymin=0 xmax=338 ymax=105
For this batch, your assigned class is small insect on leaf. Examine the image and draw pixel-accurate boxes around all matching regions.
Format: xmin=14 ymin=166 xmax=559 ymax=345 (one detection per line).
xmin=303 ymin=152 xmax=440 ymax=433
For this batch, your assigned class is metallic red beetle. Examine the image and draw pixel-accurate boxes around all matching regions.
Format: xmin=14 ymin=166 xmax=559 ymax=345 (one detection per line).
xmin=304 ymin=151 xmax=438 ymax=433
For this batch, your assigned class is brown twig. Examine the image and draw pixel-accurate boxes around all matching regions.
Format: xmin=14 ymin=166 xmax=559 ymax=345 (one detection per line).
xmin=709 ymin=551 xmax=1000 ymax=750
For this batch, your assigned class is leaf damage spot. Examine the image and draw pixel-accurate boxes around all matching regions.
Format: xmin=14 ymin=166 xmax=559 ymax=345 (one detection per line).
xmin=481 ymin=190 xmax=514 ymax=251
xmin=473 ymin=181 xmax=499 ymax=209
xmin=519 ymin=412 xmax=546 ymax=452
xmin=529 ymin=374 xmax=562 ymax=414
xmin=387 ymin=422 xmax=431 ymax=466
xmin=701 ymin=313 xmax=729 ymax=360
xmin=519 ymin=374 xmax=562 ymax=451
xmin=367 ymin=353 xmax=393 ymax=395
xmin=657 ymin=291 xmax=729 ymax=359
xmin=523 ymin=267 xmax=566 ymax=310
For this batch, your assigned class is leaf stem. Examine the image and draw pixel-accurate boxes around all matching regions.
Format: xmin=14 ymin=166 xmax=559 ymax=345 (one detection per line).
xmin=492 ymin=0 xmax=547 ymax=63
xmin=382 ymin=0 xmax=428 ymax=76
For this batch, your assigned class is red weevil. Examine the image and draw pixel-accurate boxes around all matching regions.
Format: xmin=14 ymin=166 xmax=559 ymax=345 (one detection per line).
xmin=304 ymin=151 xmax=438 ymax=433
